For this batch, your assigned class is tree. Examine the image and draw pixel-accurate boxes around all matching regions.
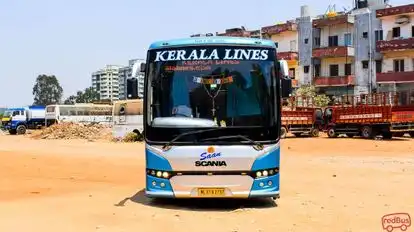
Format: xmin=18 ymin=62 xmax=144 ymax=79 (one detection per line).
xmin=32 ymin=75 xmax=63 ymax=105
xmin=63 ymin=87 xmax=100 ymax=104
xmin=293 ymin=85 xmax=331 ymax=107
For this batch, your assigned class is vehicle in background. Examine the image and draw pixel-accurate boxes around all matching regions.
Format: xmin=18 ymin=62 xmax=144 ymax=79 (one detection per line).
xmin=323 ymin=92 xmax=414 ymax=139
xmin=45 ymin=104 xmax=113 ymax=126
xmin=112 ymin=99 xmax=144 ymax=138
xmin=1 ymin=105 xmax=46 ymax=135
xmin=141 ymin=36 xmax=291 ymax=200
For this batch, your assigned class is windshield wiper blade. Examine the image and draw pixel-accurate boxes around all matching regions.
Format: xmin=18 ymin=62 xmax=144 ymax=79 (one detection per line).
xmin=200 ymin=135 xmax=264 ymax=151
xmin=161 ymin=127 xmax=226 ymax=151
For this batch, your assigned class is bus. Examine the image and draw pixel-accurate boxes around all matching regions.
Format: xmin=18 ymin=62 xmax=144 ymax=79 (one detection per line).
xmin=45 ymin=104 xmax=113 ymax=126
xmin=140 ymin=36 xmax=291 ymax=200
xmin=112 ymin=99 xmax=144 ymax=138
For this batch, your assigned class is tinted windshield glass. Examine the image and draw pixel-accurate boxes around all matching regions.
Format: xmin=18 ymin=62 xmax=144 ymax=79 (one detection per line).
xmin=145 ymin=45 xmax=279 ymax=144
xmin=148 ymin=45 xmax=276 ymax=126
xmin=3 ymin=111 xmax=12 ymax=117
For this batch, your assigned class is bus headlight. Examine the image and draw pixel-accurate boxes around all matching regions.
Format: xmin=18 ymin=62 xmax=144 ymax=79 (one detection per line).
xmin=147 ymin=169 xmax=172 ymax=179
xmin=254 ymin=168 xmax=279 ymax=179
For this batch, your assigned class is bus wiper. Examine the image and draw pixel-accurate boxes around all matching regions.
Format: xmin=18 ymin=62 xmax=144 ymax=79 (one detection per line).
xmin=161 ymin=127 xmax=226 ymax=151
xmin=200 ymin=135 xmax=264 ymax=151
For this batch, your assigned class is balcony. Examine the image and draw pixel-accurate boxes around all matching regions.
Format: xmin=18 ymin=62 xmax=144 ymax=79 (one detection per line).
xmin=312 ymin=14 xmax=354 ymax=28
xmin=261 ymin=22 xmax=297 ymax=36
xmin=312 ymin=46 xmax=354 ymax=58
xmin=313 ymin=75 xmax=355 ymax=87
xmin=376 ymin=4 xmax=414 ymax=18
xmin=277 ymin=51 xmax=298 ymax=60
xmin=377 ymin=71 xmax=414 ymax=83
xmin=376 ymin=38 xmax=414 ymax=52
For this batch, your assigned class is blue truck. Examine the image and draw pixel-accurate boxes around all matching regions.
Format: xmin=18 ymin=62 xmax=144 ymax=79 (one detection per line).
xmin=1 ymin=105 xmax=46 ymax=135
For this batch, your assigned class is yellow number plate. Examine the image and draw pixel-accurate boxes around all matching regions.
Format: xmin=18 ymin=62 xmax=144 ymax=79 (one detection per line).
xmin=197 ymin=188 xmax=225 ymax=197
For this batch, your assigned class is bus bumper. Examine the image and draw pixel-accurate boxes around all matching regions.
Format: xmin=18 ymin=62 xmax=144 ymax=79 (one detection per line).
xmin=145 ymin=174 xmax=279 ymax=199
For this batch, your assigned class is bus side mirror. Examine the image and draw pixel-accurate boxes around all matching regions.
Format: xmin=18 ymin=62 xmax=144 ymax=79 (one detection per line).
xmin=279 ymin=60 xmax=292 ymax=98
xmin=140 ymin=63 xmax=146 ymax=72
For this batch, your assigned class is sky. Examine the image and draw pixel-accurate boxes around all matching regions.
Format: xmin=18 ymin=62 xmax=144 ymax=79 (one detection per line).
xmin=0 ymin=0 xmax=412 ymax=107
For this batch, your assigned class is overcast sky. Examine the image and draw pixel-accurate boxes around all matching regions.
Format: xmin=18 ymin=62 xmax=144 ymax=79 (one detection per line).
xmin=0 ymin=0 xmax=412 ymax=107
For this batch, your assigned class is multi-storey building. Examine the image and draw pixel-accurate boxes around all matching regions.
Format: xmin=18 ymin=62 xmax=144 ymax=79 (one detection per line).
xmin=91 ymin=65 xmax=122 ymax=101
xmin=375 ymin=3 xmax=414 ymax=95
xmin=262 ymin=20 xmax=299 ymax=88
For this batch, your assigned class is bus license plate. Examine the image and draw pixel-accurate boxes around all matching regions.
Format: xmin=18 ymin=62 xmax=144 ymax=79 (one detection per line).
xmin=197 ymin=188 xmax=225 ymax=197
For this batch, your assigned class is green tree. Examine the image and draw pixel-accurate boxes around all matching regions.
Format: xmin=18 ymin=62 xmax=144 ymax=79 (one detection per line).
xmin=32 ymin=74 xmax=63 ymax=105
xmin=293 ymin=85 xmax=331 ymax=107
xmin=64 ymin=87 xmax=100 ymax=104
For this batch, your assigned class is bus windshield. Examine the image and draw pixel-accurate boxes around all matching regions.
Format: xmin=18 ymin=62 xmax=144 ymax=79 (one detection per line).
xmin=145 ymin=45 xmax=279 ymax=144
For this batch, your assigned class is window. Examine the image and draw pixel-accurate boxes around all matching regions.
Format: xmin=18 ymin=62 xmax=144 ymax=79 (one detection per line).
xmin=376 ymin=60 xmax=382 ymax=73
xmin=344 ymin=33 xmax=352 ymax=46
xmin=362 ymin=32 xmax=368 ymax=38
xmin=328 ymin=36 xmax=338 ymax=47
xmin=362 ymin=61 xmax=369 ymax=69
xmin=375 ymin=30 xmax=384 ymax=42
xmin=329 ymin=64 xmax=339 ymax=76
xmin=314 ymin=37 xmax=321 ymax=47
xmin=304 ymin=38 xmax=309 ymax=44
xmin=412 ymin=26 xmax=414 ymax=37
xmin=344 ymin=63 xmax=352 ymax=75
xmin=314 ymin=64 xmax=321 ymax=77
xmin=393 ymin=59 xmax=404 ymax=72
xmin=304 ymin=65 xmax=310 ymax=73
xmin=392 ymin=27 xmax=401 ymax=38
xmin=289 ymin=68 xmax=296 ymax=79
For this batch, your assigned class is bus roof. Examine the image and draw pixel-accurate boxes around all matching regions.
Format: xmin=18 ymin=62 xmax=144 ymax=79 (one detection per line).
xmin=148 ymin=36 xmax=276 ymax=50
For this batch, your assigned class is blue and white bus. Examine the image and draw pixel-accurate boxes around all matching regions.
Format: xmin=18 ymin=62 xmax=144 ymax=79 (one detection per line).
xmin=138 ymin=36 xmax=292 ymax=200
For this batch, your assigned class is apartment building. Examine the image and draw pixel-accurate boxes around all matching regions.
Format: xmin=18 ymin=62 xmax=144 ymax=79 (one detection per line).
xmin=91 ymin=65 xmax=122 ymax=101
xmin=262 ymin=21 xmax=299 ymax=87
xmin=375 ymin=3 xmax=414 ymax=95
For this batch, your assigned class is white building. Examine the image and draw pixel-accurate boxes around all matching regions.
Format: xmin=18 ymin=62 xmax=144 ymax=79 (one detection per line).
xmin=376 ymin=3 xmax=414 ymax=97
xmin=118 ymin=59 xmax=145 ymax=100
xmin=91 ymin=65 xmax=122 ymax=101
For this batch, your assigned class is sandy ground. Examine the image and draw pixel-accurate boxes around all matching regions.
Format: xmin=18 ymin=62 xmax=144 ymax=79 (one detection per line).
xmin=0 ymin=134 xmax=414 ymax=232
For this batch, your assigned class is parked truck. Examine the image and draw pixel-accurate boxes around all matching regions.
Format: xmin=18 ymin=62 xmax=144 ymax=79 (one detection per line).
xmin=1 ymin=105 xmax=46 ymax=135
xmin=323 ymin=92 xmax=414 ymax=139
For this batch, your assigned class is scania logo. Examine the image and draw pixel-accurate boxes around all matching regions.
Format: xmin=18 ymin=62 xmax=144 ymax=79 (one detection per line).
xmin=195 ymin=161 xmax=227 ymax=166
xmin=195 ymin=147 xmax=227 ymax=166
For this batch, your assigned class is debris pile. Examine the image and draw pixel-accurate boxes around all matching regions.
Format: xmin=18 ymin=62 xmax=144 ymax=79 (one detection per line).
xmin=30 ymin=122 xmax=113 ymax=140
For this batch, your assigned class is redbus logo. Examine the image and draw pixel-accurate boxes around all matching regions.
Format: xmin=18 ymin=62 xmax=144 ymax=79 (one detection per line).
xmin=382 ymin=213 xmax=411 ymax=232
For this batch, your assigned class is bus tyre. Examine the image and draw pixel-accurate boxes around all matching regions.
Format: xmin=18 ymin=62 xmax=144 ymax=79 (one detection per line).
xmin=280 ymin=127 xmax=287 ymax=139
xmin=361 ymin=126 xmax=373 ymax=139
xmin=311 ymin=128 xmax=319 ymax=137
xmin=16 ymin=125 xmax=27 ymax=135
xmin=327 ymin=128 xmax=337 ymax=138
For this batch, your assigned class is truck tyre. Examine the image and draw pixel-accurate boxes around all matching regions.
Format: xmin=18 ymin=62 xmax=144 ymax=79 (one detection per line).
xmin=310 ymin=128 xmax=319 ymax=137
xmin=16 ymin=125 xmax=27 ymax=135
xmin=327 ymin=128 xmax=337 ymax=138
xmin=9 ymin=129 xmax=17 ymax=135
xmin=410 ymin=132 xmax=414 ymax=138
xmin=346 ymin=133 xmax=354 ymax=138
xmin=361 ymin=126 xmax=374 ymax=139
xmin=280 ymin=127 xmax=287 ymax=139
xmin=382 ymin=132 xmax=392 ymax=140
xmin=292 ymin=133 xmax=302 ymax=137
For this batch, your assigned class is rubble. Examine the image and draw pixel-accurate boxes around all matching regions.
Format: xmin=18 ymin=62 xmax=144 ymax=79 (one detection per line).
xmin=30 ymin=122 xmax=113 ymax=141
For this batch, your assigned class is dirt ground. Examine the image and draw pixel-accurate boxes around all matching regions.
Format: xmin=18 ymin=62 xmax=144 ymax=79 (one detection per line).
xmin=0 ymin=134 xmax=413 ymax=232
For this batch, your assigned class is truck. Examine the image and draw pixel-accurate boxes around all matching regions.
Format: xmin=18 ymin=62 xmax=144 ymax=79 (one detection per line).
xmin=323 ymin=92 xmax=414 ymax=139
xmin=280 ymin=96 xmax=323 ymax=138
xmin=1 ymin=105 xmax=46 ymax=135
xmin=139 ymin=35 xmax=291 ymax=200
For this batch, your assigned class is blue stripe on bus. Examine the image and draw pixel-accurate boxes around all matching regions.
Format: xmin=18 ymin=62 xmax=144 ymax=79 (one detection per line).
xmin=250 ymin=145 xmax=280 ymax=171
xmin=145 ymin=148 xmax=173 ymax=171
